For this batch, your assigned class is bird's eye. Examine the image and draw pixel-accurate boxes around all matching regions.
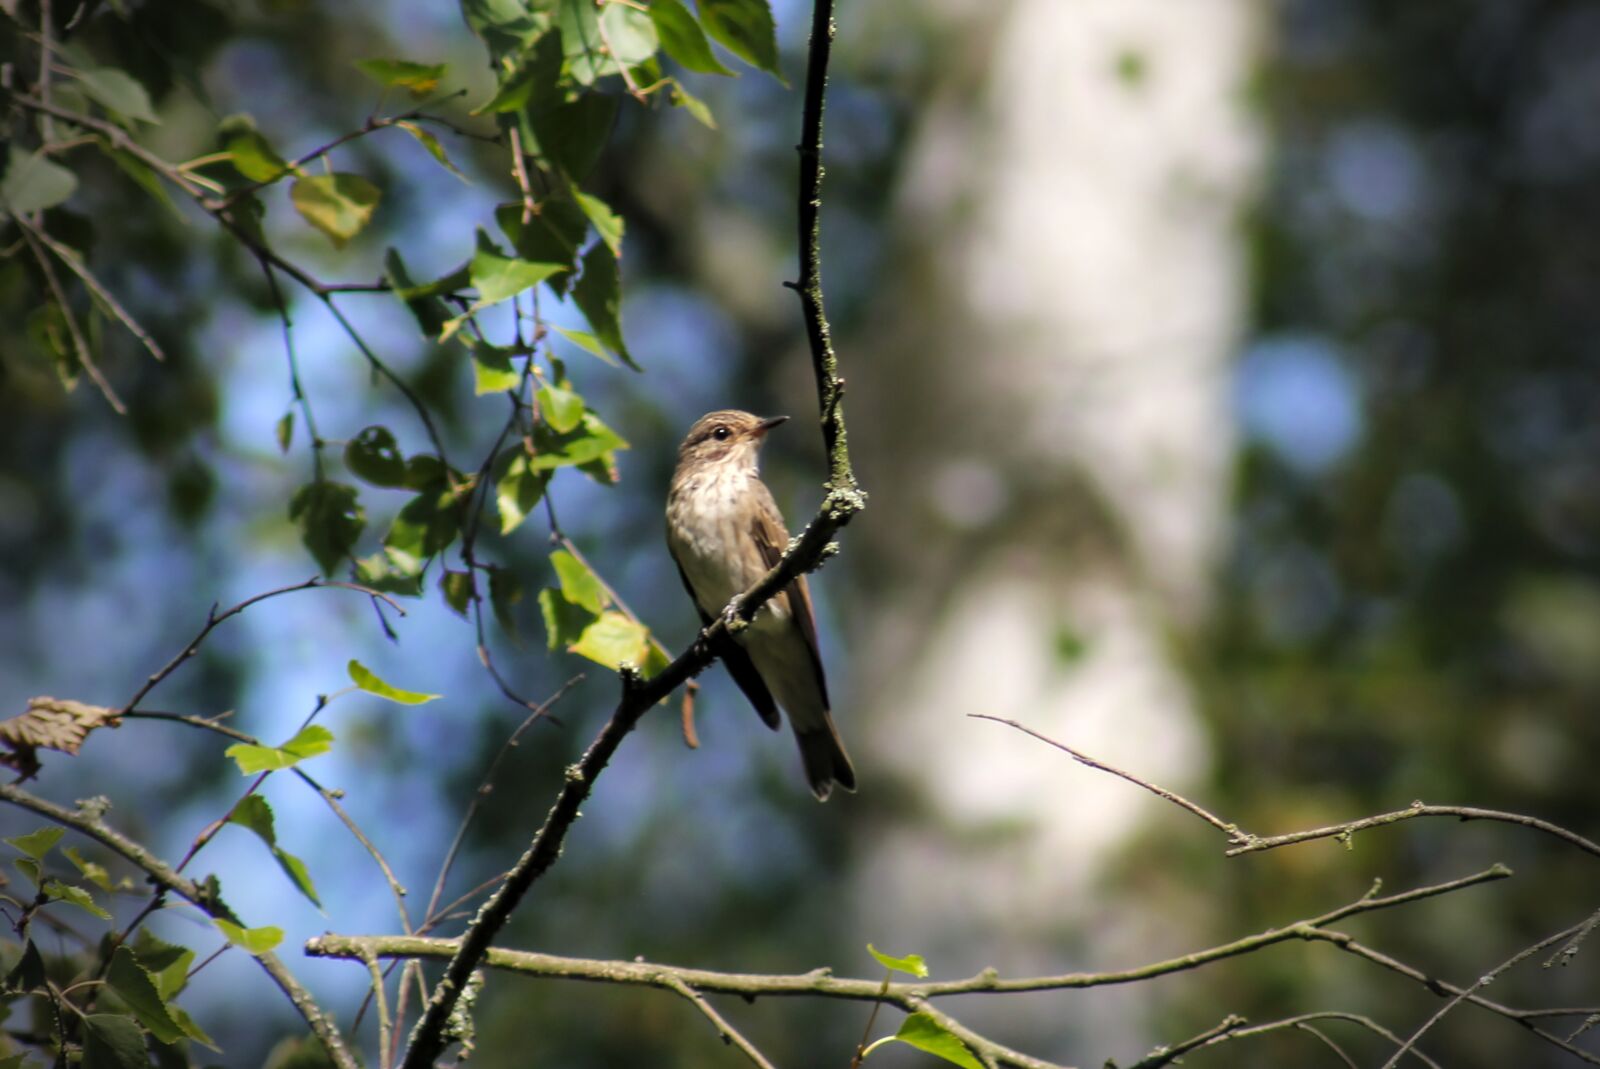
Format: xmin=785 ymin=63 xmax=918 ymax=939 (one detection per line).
xmin=712 ymin=426 xmax=731 ymax=441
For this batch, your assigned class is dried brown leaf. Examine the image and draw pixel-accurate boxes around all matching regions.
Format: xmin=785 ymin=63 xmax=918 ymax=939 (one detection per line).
xmin=0 ymin=697 xmax=122 ymax=778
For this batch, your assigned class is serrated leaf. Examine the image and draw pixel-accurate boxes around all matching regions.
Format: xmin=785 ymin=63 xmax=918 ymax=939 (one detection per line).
xmin=6 ymin=826 xmax=64 ymax=860
xmin=700 ymin=0 xmax=780 ymax=77
xmin=537 ymin=384 xmax=584 ymax=433
xmin=530 ymin=411 xmax=629 ymax=470
xmin=345 ymin=426 xmax=408 ymax=487
xmin=538 ymin=587 xmax=598 ymax=651
xmin=1 ymin=147 xmax=78 ymax=214
xmin=356 ymin=58 xmax=448 ymax=97
xmin=572 ymin=242 xmax=637 ymax=369
xmin=569 ymin=611 xmax=649 ymax=670
xmin=291 ymin=174 xmax=381 ymax=249
xmin=45 ymin=878 xmax=111 ymax=919
xmin=228 ymin=794 xmax=277 ymax=845
xmin=75 ymin=66 xmax=159 ymax=125
xmin=65 ymin=845 xmax=113 ymax=891
xmin=288 ymin=481 xmax=364 ymax=576
xmin=471 ymin=342 xmax=522 ymax=395
xmin=276 ymin=411 xmax=294 ymax=453
xmin=527 ymin=93 xmax=617 ymax=181
xmin=107 ymin=946 xmax=185 ymax=1044
xmin=651 ymin=0 xmax=736 ymax=75
xmin=348 ymin=659 xmax=440 ymax=704
xmin=224 ymin=725 xmax=334 ymax=774
xmin=494 ymin=451 xmax=550 ymax=535
xmin=574 ymin=191 xmax=623 ymax=257
xmin=882 ymin=1013 xmax=984 ymax=1069
xmin=82 ymin=1014 xmax=150 ymax=1069
xmin=551 ymin=324 xmax=618 ymax=366
xmin=470 ymin=242 xmax=565 ymax=305
xmin=496 ymin=199 xmax=587 ymax=291
xmin=867 ymin=944 xmax=929 ymax=978
xmin=212 ymin=919 xmax=283 ymax=955
xmin=549 ymin=549 xmax=605 ymax=613
xmin=395 ymin=120 xmax=468 ymax=182
xmin=489 ymin=565 xmax=521 ymax=637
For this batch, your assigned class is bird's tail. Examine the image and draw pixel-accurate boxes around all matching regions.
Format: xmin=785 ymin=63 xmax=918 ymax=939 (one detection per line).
xmin=797 ymin=715 xmax=856 ymax=802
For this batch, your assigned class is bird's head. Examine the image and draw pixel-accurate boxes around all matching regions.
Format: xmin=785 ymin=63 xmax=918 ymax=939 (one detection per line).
xmin=674 ymin=409 xmax=789 ymax=472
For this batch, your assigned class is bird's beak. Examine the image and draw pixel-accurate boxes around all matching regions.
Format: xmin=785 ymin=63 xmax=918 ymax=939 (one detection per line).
xmin=756 ymin=415 xmax=790 ymax=436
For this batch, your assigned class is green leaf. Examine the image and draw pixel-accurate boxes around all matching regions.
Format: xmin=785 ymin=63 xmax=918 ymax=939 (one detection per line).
xmin=291 ymin=174 xmax=381 ymax=249
xmin=229 ymin=797 xmax=324 ymax=906
xmin=354 ymin=549 xmax=425 ymax=597
xmin=12 ymin=858 xmax=40 ymax=888
xmin=224 ymin=725 xmax=335 ymax=775
xmin=6 ymin=826 xmax=63 ymax=860
xmin=395 ymin=120 xmax=468 ymax=182
xmin=700 ymin=0 xmax=781 ymax=77
xmin=526 ymin=93 xmax=618 ymax=181
xmin=469 ymin=342 xmax=522 ymax=395
xmin=1 ymin=147 xmax=78 ymax=214
xmin=530 ymin=411 xmax=629 ymax=470
xmin=440 ymin=570 xmax=474 ymax=617
xmin=345 ymin=426 xmax=409 ymax=487
xmin=131 ymin=932 xmax=193 ymax=987
xmin=570 ymin=611 xmax=649 ymax=670
xmin=867 ymin=944 xmax=929 ymax=978
xmin=82 ymin=1013 xmax=151 ymax=1069
xmin=462 ymin=0 xmax=542 ymax=61
xmin=670 ymin=80 xmax=717 ymax=129
xmin=551 ymin=324 xmax=618 ymax=366
xmin=884 ymin=1013 xmax=984 ymax=1069
xmin=650 ymin=0 xmax=736 ymax=75
xmin=599 ymin=2 xmax=660 ymax=68
xmin=44 ymin=879 xmax=111 ymax=919
xmin=572 ymin=242 xmax=636 ymax=369
xmin=494 ymin=450 xmax=551 ymax=535
xmin=288 ymin=481 xmax=365 ymax=575
xmin=212 ymin=919 xmax=283 ymax=955
xmin=574 ymin=191 xmax=623 ymax=258
xmin=385 ymin=248 xmax=468 ymax=339
xmin=270 ymin=847 xmax=322 ymax=910
xmin=538 ymin=587 xmax=598 ymax=651
xmin=4 ymin=940 xmax=44 ymax=993
xmin=355 ymin=58 xmax=448 ymax=97
xmin=107 ymin=946 xmax=185 ymax=1044
xmin=557 ymin=0 xmax=606 ymax=86
xmin=385 ymin=481 xmax=463 ymax=559
xmin=348 ymin=659 xmax=441 ymax=705
xmin=65 ymin=845 xmax=113 ymax=891
xmin=275 ymin=411 xmax=294 ymax=453
xmin=537 ymin=384 xmax=585 ymax=433
xmin=102 ymin=145 xmax=181 ymax=219
xmin=75 ymin=66 xmax=159 ymax=125
xmin=470 ymin=240 xmax=566 ymax=305
xmin=550 ymin=549 xmax=605 ymax=613
xmin=496 ymin=198 xmax=588 ymax=296
xmin=219 ymin=115 xmax=291 ymax=182
xmin=489 ymin=565 xmax=522 ymax=637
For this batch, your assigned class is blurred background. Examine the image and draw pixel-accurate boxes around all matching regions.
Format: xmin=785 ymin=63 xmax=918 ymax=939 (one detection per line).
xmin=2 ymin=0 xmax=1598 ymax=1066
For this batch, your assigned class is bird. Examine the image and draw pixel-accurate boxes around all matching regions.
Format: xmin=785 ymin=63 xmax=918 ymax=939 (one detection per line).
xmin=666 ymin=409 xmax=856 ymax=800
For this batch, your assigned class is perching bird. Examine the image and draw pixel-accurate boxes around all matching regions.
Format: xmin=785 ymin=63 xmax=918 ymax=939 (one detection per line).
xmin=666 ymin=410 xmax=856 ymax=800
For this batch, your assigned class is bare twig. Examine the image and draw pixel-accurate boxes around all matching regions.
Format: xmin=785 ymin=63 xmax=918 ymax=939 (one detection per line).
xmin=15 ymin=216 xmax=125 ymax=413
xmin=660 ymin=974 xmax=777 ymax=1069
xmin=1229 ymin=804 xmax=1600 ymax=861
xmin=17 ymin=215 xmax=166 ymax=362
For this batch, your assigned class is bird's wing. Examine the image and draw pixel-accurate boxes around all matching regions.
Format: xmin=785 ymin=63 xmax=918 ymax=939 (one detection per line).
xmin=673 ymin=559 xmax=781 ymax=730
xmin=748 ymin=489 xmax=831 ymax=710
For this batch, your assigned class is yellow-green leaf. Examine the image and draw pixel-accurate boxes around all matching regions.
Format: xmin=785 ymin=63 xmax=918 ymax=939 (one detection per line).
xmin=291 ymin=174 xmax=381 ymax=248
xmin=867 ymin=944 xmax=929 ymax=978
xmin=550 ymin=549 xmax=605 ymax=613
xmin=213 ymin=919 xmax=283 ymax=955
xmin=650 ymin=0 xmax=736 ymax=76
xmin=537 ymin=384 xmax=585 ymax=433
xmin=574 ymin=191 xmax=623 ymax=258
xmin=224 ymin=725 xmax=335 ymax=774
xmin=348 ymin=659 xmax=441 ymax=704
xmin=356 ymin=58 xmax=448 ymax=97
xmin=569 ymin=611 xmax=649 ymax=670
xmin=396 ymin=120 xmax=468 ymax=182
xmin=6 ymin=826 xmax=63 ymax=860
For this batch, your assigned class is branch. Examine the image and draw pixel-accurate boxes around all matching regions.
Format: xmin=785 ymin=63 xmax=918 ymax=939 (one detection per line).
xmin=393 ymin=1 xmax=865 ymax=1063
xmin=1133 ymin=1012 xmax=1443 ymax=1069
xmin=0 ymin=784 xmax=358 ymax=1069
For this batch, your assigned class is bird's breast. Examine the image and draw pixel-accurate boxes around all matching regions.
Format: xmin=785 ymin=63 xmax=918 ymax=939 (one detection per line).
xmin=667 ymin=467 xmax=787 ymax=628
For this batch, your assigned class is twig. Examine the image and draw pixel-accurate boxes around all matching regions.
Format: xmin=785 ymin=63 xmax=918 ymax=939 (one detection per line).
xmin=119 ymin=576 xmax=403 ymax=715
xmin=15 ymin=216 xmax=126 ymax=413
xmin=1155 ymin=1012 xmax=1442 ymax=1069
xmin=660 ymin=974 xmax=777 ymax=1069
xmin=1123 ymin=1013 xmax=1245 ymax=1069
xmin=971 ymin=715 xmax=1237 ymax=837
xmin=1228 ymin=804 xmax=1600 ymax=861
xmin=17 ymin=215 xmax=166 ymax=362
xmin=257 ymin=256 xmax=324 ymax=478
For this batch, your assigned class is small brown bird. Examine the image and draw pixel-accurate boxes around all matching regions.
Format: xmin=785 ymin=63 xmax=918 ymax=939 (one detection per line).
xmin=666 ymin=410 xmax=856 ymax=800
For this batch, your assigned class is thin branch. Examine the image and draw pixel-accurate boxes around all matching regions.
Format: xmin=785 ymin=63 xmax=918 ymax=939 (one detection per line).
xmin=0 ymin=784 xmax=358 ymax=1069
xmin=310 ymin=868 xmax=1509 ymax=1003
xmin=1161 ymin=1012 xmax=1441 ymax=1069
xmin=15 ymin=215 xmax=126 ymax=413
xmin=119 ymin=576 xmax=403 ymax=715
xmin=17 ymin=215 xmax=166 ymax=362
xmin=1228 ymin=804 xmax=1600 ymax=861
xmin=1123 ymin=1014 xmax=1244 ymax=1069
xmin=971 ymin=715 xmax=1237 ymax=837
xmin=660 ymin=974 xmax=777 ymax=1069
